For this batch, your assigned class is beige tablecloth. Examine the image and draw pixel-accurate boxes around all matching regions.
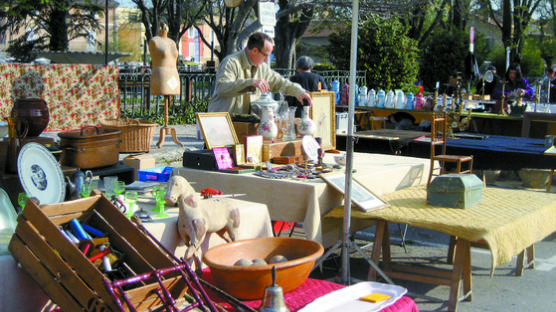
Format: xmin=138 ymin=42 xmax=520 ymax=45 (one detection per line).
xmin=326 ymin=185 xmax=556 ymax=272
xmin=175 ymin=152 xmax=433 ymax=247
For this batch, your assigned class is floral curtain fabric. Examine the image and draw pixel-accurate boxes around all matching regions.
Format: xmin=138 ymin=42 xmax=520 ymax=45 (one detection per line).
xmin=0 ymin=63 xmax=120 ymax=131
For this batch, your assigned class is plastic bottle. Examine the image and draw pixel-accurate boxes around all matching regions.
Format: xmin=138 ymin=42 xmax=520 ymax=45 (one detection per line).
xmin=414 ymin=86 xmax=425 ymax=110
xmin=368 ymin=89 xmax=376 ymax=107
xmin=359 ymin=86 xmax=368 ymax=106
xmin=0 ymin=188 xmax=18 ymax=256
xmin=384 ymin=90 xmax=395 ymax=108
xmin=377 ymin=89 xmax=386 ymax=108
xmin=395 ymin=90 xmax=405 ymax=109
xmin=330 ymin=80 xmax=340 ymax=104
xmin=405 ymin=92 xmax=414 ymax=110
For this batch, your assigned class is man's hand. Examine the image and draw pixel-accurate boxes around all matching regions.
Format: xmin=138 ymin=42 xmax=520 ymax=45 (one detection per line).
xmin=253 ymin=79 xmax=270 ymax=94
xmin=298 ymin=92 xmax=312 ymax=106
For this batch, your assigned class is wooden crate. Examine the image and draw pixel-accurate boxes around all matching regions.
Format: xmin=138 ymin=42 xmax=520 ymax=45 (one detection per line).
xmin=262 ymin=139 xmax=303 ymax=161
xmin=8 ymin=193 xmax=187 ymax=312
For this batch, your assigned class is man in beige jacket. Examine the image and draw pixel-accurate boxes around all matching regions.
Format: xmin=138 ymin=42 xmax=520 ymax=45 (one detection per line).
xmin=208 ymin=32 xmax=312 ymax=114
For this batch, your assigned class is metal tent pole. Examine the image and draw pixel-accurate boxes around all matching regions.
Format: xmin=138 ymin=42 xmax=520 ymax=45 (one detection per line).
xmin=340 ymin=0 xmax=360 ymax=285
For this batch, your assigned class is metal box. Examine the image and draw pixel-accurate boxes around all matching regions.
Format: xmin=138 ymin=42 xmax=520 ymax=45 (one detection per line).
xmin=427 ymin=174 xmax=483 ymax=208
xmin=183 ymin=149 xmax=218 ymax=171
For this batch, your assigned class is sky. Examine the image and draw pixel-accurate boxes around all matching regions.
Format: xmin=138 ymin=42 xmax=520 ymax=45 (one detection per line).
xmin=117 ymin=0 xmax=136 ymax=8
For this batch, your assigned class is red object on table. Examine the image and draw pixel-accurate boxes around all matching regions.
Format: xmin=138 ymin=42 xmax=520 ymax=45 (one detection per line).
xmin=201 ymin=269 xmax=419 ymax=312
xmin=201 ymin=188 xmax=224 ymax=197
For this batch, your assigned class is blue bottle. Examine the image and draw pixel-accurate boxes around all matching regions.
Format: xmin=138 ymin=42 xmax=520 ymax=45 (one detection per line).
xmin=405 ymin=92 xmax=414 ymax=110
xmin=331 ymin=80 xmax=340 ymax=104
xmin=377 ymin=89 xmax=386 ymax=108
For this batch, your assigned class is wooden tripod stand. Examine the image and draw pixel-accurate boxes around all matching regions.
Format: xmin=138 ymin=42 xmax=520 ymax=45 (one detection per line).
xmin=156 ymin=95 xmax=183 ymax=148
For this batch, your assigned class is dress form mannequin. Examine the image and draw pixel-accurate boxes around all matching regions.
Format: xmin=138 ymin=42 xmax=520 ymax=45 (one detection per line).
xmin=148 ymin=22 xmax=183 ymax=148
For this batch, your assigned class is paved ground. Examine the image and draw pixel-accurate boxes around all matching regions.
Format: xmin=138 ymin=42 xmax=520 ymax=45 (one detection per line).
xmin=138 ymin=124 xmax=556 ymax=312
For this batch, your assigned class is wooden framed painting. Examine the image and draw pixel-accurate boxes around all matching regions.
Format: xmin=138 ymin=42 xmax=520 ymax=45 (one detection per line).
xmin=309 ymin=91 xmax=336 ymax=150
xmin=196 ymin=112 xmax=239 ymax=149
xmin=320 ymin=172 xmax=389 ymax=212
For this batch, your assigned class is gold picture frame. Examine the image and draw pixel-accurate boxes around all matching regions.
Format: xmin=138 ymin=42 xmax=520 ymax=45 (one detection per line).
xmin=309 ymin=91 xmax=336 ymax=150
xmin=196 ymin=112 xmax=239 ymax=149
xmin=320 ymin=172 xmax=389 ymax=212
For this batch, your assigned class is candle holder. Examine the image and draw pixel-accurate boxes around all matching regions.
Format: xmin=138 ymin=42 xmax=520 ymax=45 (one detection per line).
xmin=445 ymin=76 xmax=471 ymax=137
xmin=152 ymin=185 xmax=169 ymax=218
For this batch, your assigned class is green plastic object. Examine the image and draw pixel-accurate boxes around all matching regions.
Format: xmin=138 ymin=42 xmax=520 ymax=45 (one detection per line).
xmin=427 ymin=174 xmax=483 ymax=209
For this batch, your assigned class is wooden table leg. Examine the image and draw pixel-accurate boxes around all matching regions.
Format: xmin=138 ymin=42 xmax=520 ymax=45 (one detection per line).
xmin=448 ymin=238 xmax=471 ymax=312
xmin=368 ymin=220 xmax=386 ymax=281
xmin=516 ymin=244 xmax=535 ymax=276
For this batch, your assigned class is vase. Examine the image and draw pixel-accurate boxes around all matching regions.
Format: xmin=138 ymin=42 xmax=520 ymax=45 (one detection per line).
xmin=296 ymin=106 xmax=316 ymax=136
xmin=258 ymin=105 xmax=278 ymax=140
xmin=282 ymin=106 xmax=298 ymax=141
xmin=11 ymin=98 xmax=49 ymax=137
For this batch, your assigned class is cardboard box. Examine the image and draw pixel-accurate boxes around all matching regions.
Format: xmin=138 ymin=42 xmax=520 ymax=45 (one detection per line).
xmin=123 ymin=154 xmax=156 ymax=180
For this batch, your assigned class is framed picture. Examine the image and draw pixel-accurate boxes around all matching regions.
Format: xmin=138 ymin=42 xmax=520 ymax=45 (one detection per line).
xmin=320 ymin=172 xmax=389 ymax=212
xmin=309 ymin=91 xmax=336 ymax=150
xmin=196 ymin=112 xmax=239 ymax=149
xmin=245 ymin=135 xmax=263 ymax=164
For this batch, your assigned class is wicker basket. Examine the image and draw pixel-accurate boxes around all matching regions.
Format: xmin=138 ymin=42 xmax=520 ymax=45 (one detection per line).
xmin=101 ymin=118 xmax=157 ymax=153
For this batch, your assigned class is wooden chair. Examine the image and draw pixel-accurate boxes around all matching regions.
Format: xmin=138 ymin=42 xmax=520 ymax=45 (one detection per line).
xmin=427 ymin=112 xmax=474 ymax=186
xmin=369 ymin=116 xmax=387 ymax=130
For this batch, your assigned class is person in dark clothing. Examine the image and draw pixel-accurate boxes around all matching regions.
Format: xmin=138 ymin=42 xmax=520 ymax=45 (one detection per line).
xmin=475 ymin=65 xmax=500 ymax=97
xmin=286 ymin=56 xmax=328 ymax=116
xmin=492 ymin=63 xmax=534 ymax=113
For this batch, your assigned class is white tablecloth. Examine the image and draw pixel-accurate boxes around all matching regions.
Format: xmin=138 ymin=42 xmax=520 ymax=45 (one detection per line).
xmin=174 ymin=152 xmax=432 ymax=247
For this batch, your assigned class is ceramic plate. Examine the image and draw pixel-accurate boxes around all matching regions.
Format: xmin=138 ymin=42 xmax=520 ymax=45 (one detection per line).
xmin=298 ymin=281 xmax=407 ymax=312
xmin=302 ymin=135 xmax=320 ymax=162
xmin=18 ymin=142 xmax=65 ymax=205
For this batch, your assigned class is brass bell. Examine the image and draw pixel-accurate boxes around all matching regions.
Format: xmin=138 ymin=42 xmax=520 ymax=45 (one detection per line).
xmin=259 ymin=266 xmax=289 ymax=312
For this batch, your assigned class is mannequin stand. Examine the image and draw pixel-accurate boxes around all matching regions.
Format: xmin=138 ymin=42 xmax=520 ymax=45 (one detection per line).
xmin=156 ymin=95 xmax=183 ymax=148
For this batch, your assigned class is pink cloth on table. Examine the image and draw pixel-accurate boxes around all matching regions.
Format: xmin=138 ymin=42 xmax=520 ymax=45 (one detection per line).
xmin=200 ymin=269 xmax=419 ymax=312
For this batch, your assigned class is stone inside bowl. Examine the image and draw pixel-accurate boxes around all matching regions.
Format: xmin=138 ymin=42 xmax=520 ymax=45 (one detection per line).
xmin=202 ymin=237 xmax=323 ymax=300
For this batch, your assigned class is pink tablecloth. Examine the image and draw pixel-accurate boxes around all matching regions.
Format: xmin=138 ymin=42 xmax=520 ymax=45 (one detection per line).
xmin=201 ymin=270 xmax=419 ymax=312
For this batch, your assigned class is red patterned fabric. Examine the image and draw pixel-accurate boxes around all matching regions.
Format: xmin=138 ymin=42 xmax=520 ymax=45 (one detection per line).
xmin=200 ymin=269 xmax=419 ymax=312
xmin=0 ymin=63 xmax=120 ymax=131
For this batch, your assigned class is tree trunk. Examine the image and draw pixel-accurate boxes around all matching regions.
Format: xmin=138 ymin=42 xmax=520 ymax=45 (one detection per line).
xmin=274 ymin=0 xmax=314 ymax=69
xmin=49 ymin=8 xmax=69 ymax=51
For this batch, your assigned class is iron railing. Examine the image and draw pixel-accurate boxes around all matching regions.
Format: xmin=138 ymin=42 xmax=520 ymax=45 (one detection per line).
xmin=118 ymin=68 xmax=365 ymax=119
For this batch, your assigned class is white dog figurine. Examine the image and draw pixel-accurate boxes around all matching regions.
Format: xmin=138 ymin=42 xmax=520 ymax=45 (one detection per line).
xmin=165 ymin=175 xmax=240 ymax=272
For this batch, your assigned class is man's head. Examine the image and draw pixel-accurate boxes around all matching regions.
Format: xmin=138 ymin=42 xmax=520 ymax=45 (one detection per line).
xmin=296 ymin=56 xmax=314 ymax=72
xmin=247 ymin=32 xmax=273 ymax=67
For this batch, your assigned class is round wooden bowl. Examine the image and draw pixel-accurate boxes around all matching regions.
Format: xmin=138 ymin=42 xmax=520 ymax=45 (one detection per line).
xmin=202 ymin=237 xmax=324 ymax=300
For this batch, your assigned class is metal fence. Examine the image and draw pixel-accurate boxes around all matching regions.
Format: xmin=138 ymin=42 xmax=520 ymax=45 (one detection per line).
xmin=118 ymin=68 xmax=365 ymax=119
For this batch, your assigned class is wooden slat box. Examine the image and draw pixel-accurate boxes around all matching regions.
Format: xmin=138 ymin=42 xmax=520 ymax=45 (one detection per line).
xmin=8 ymin=193 xmax=187 ymax=311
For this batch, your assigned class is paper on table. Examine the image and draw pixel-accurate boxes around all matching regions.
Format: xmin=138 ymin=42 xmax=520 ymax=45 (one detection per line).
xmin=298 ymin=281 xmax=406 ymax=312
